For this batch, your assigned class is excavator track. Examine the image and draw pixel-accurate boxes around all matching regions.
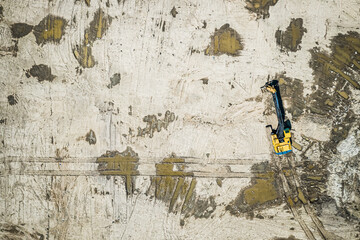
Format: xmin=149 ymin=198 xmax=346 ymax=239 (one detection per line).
xmin=276 ymin=154 xmax=342 ymax=240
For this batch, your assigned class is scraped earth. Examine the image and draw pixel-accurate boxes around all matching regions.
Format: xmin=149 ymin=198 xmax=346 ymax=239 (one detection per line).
xmin=1 ymin=0 xmax=360 ymax=239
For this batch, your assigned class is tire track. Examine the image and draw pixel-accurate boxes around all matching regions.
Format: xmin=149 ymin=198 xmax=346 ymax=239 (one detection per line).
xmin=276 ymin=154 xmax=343 ymax=240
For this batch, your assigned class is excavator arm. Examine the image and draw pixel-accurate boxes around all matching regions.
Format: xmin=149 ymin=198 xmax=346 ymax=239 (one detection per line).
xmin=261 ymin=80 xmax=292 ymax=155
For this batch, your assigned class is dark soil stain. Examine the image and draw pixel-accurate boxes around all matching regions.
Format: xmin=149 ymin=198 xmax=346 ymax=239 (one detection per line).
xmin=170 ymin=6 xmax=178 ymax=18
xmin=73 ymin=8 xmax=112 ymax=68
xmin=275 ymin=18 xmax=307 ymax=52
xmin=85 ymin=129 xmax=96 ymax=145
xmin=273 ymin=235 xmax=300 ymax=240
xmin=216 ymin=178 xmax=223 ymax=187
xmin=146 ymin=156 xmax=217 ymax=225
xmin=202 ymin=21 xmax=207 ymax=29
xmin=276 ymin=75 xmax=305 ymax=121
xmin=185 ymin=196 xmax=216 ymax=219
xmin=27 ymin=64 xmax=56 ymax=82
xmin=205 ymin=24 xmax=243 ymax=56
xmin=226 ymin=162 xmax=282 ymax=216
xmin=1 ymin=224 xmax=25 ymax=236
xmin=0 ymin=40 xmax=19 ymax=57
xmin=328 ymin=111 xmax=356 ymax=150
xmin=0 ymin=223 xmax=44 ymax=240
xmin=55 ymin=147 xmax=69 ymax=161
xmin=162 ymin=21 xmax=166 ymax=32
xmin=88 ymin=8 xmax=112 ymax=43
xmin=10 ymin=23 xmax=33 ymax=38
xmin=308 ymin=32 xmax=360 ymax=117
xmin=200 ymin=77 xmax=208 ymax=84
xmin=97 ymin=147 xmax=139 ymax=195
xmin=7 ymin=95 xmax=18 ymax=105
xmin=73 ymin=33 xmax=95 ymax=68
xmin=138 ymin=110 xmax=176 ymax=138
xmin=107 ymin=73 xmax=121 ymax=88
xmin=147 ymin=157 xmax=195 ymax=215
xmin=298 ymin=159 xmax=329 ymax=204
xmin=0 ymin=118 xmax=6 ymax=124
xmin=245 ymin=0 xmax=279 ymax=19
xmin=0 ymin=5 xmax=3 ymax=19
xmin=293 ymin=31 xmax=360 ymax=219
xmin=310 ymin=31 xmax=360 ymax=90
xmin=33 ymin=15 xmax=68 ymax=45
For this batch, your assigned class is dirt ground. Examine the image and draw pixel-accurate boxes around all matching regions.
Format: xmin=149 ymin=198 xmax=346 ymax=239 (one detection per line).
xmin=1 ymin=0 xmax=360 ymax=239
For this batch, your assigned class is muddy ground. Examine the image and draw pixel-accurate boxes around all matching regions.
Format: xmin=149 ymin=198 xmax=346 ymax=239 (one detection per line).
xmin=0 ymin=0 xmax=360 ymax=239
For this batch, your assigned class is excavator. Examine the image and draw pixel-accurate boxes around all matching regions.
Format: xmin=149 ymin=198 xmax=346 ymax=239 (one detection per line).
xmin=261 ymin=79 xmax=292 ymax=155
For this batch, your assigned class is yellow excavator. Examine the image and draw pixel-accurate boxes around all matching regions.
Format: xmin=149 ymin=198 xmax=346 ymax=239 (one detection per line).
xmin=261 ymin=79 xmax=292 ymax=155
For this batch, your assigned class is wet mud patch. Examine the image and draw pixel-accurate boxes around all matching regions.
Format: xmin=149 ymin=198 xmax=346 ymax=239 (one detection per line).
xmin=10 ymin=23 xmax=33 ymax=38
xmin=147 ymin=157 xmax=195 ymax=213
xmin=216 ymin=178 xmax=223 ymax=187
xmin=297 ymin=159 xmax=329 ymax=204
xmin=137 ymin=110 xmax=175 ymax=138
xmin=97 ymin=147 xmax=139 ymax=196
xmin=0 ymin=5 xmax=3 ymax=19
xmin=332 ymin=159 xmax=360 ymax=220
xmin=26 ymin=64 xmax=56 ymax=82
xmin=146 ymin=156 xmax=217 ymax=225
xmin=0 ymin=223 xmax=44 ymax=240
xmin=294 ymin=115 xmax=357 ymax=213
xmin=88 ymin=8 xmax=112 ymax=42
xmin=294 ymin=31 xmax=360 ymax=220
xmin=7 ymin=94 xmax=18 ymax=105
xmin=200 ymin=77 xmax=208 ymax=84
xmin=85 ymin=129 xmax=96 ymax=144
xmin=107 ymin=73 xmax=121 ymax=88
xmin=73 ymin=32 xmax=95 ymax=68
xmin=310 ymin=31 xmax=360 ymax=91
xmin=55 ymin=147 xmax=69 ymax=161
xmin=170 ymin=7 xmax=178 ymax=18
xmin=277 ymin=75 xmax=306 ymax=120
xmin=33 ymin=15 xmax=67 ymax=45
xmin=73 ymin=8 xmax=112 ymax=68
xmin=307 ymin=32 xmax=359 ymax=116
xmin=328 ymin=111 xmax=356 ymax=149
xmin=275 ymin=18 xmax=307 ymax=52
xmin=273 ymin=235 xmax=300 ymax=240
xmin=155 ymin=157 xmax=194 ymax=178
xmin=183 ymin=195 xmax=217 ymax=221
xmin=1 ymin=45 xmax=18 ymax=56
xmin=226 ymin=162 xmax=282 ymax=216
xmin=205 ymin=24 xmax=243 ymax=56
xmin=245 ymin=0 xmax=278 ymax=19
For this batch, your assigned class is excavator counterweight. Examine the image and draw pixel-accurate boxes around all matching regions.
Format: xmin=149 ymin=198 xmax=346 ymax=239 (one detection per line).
xmin=261 ymin=79 xmax=292 ymax=155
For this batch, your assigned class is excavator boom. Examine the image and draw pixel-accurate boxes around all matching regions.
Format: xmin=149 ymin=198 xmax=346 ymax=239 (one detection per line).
xmin=261 ymin=79 xmax=292 ymax=155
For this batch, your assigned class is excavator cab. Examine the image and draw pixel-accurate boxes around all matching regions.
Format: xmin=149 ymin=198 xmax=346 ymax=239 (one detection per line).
xmin=261 ymin=79 xmax=292 ymax=155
